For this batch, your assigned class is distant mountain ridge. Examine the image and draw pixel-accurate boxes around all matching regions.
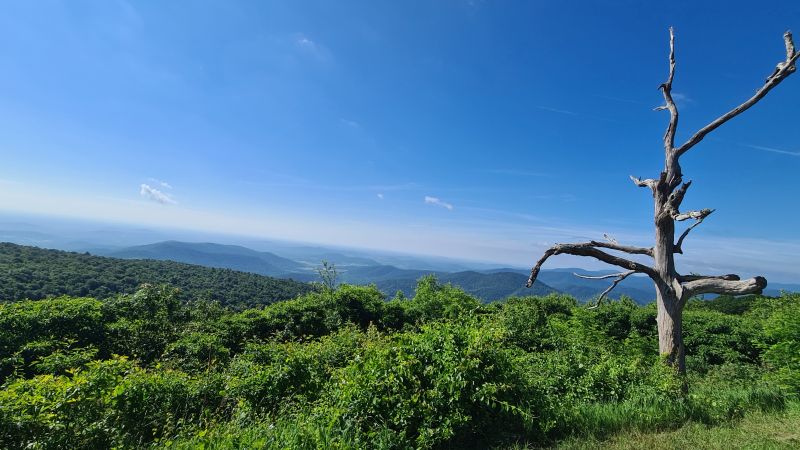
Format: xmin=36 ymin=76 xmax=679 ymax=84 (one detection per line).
xmin=103 ymin=241 xmax=304 ymax=277
xmin=331 ymin=266 xmax=557 ymax=300
xmin=99 ymin=241 xmax=654 ymax=302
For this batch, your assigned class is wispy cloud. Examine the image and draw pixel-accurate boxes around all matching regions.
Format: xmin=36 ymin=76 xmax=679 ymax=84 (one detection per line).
xmin=534 ymin=105 xmax=622 ymax=124
xmin=486 ymin=169 xmax=551 ymax=177
xmin=592 ymin=94 xmax=647 ymax=105
xmin=534 ymin=105 xmax=578 ymax=116
xmin=377 ymin=193 xmax=384 ymax=200
xmin=424 ymin=196 xmax=454 ymax=211
xmin=148 ymin=178 xmax=173 ymax=189
xmin=340 ymin=118 xmax=360 ymax=128
xmin=532 ymin=193 xmax=577 ymax=202
xmin=240 ymin=177 xmax=422 ymax=194
xmin=671 ymin=92 xmax=693 ymax=107
xmin=140 ymin=184 xmax=176 ymax=205
xmin=293 ymin=33 xmax=332 ymax=61
xmin=737 ymin=142 xmax=800 ymax=157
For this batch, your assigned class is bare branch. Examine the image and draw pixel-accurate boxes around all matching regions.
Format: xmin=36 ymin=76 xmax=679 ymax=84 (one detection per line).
xmin=673 ymin=208 xmax=714 ymax=222
xmin=681 ymin=276 xmax=767 ymax=300
xmin=656 ymin=27 xmax=679 ymax=153
xmin=526 ymin=243 xmax=656 ymax=288
xmin=676 ymin=31 xmax=799 ymax=157
xmin=630 ymin=175 xmax=657 ymax=190
xmin=574 ymin=271 xmax=629 ymax=280
xmin=587 ymin=270 xmax=636 ymax=309
xmin=677 ymin=273 xmax=740 ymax=283
xmin=673 ymin=209 xmax=713 ymax=253
xmin=785 ymin=30 xmax=796 ymax=62
xmin=669 ymin=180 xmax=692 ymax=208
xmin=589 ymin=240 xmax=654 ymax=257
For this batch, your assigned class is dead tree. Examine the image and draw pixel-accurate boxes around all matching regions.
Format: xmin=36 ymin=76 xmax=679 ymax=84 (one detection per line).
xmin=526 ymin=29 xmax=798 ymax=373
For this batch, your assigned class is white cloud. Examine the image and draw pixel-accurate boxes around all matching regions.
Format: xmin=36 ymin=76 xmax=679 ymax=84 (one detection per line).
xmin=671 ymin=92 xmax=693 ymax=105
xmin=293 ymin=33 xmax=332 ymax=61
xmin=340 ymin=118 xmax=360 ymax=128
xmin=377 ymin=193 xmax=384 ymax=200
xmin=149 ymin=178 xmax=173 ymax=189
xmin=424 ymin=196 xmax=454 ymax=211
xmin=140 ymin=184 xmax=176 ymax=205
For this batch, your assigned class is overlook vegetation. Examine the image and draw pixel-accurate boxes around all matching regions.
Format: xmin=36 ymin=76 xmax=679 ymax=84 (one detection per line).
xmin=0 ymin=277 xmax=798 ymax=449
xmin=0 ymin=242 xmax=311 ymax=308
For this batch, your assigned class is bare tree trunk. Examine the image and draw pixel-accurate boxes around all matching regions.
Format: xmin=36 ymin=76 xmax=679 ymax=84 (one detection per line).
xmin=653 ymin=205 xmax=685 ymax=371
xmin=653 ymin=166 xmax=686 ymax=371
xmin=656 ymin=287 xmax=684 ymax=372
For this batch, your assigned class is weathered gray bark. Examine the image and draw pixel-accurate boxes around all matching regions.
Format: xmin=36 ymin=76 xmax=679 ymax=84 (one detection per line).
xmin=526 ymin=28 xmax=796 ymax=372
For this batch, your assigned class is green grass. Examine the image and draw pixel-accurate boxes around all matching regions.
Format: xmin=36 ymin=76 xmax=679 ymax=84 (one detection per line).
xmin=552 ymin=401 xmax=800 ymax=450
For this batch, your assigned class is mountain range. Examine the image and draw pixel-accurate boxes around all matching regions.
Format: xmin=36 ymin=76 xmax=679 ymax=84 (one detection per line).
xmin=94 ymin=240 xmax=656 ymax=302
xmin=2 ymin=213 xmax=797 ymax=304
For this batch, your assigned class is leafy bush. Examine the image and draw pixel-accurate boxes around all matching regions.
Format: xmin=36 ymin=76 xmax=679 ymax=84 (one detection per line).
xmin=0 ymin=296 xmax=105 ymax=381
xmin=398 ymin=275 xmax=483 ymax=324
xmin=682 ymin=309 xmax=760 ymax=373
xmin=0 ymin=357 xmax=133 ymax=449
xmin=163 ymin=332 xmax=230 ymax=373
xmin=314 ymin=319 xmax=539 ymax=448
xmin=758 ymin=292 xmax=800 ymax=394
xmin=109 ymin=367 xmax=223 ymax=447
xmin=229 ymin=284 xmax=389 ymax=343
xmin=225 ymin=327 xmax=364 ymax=415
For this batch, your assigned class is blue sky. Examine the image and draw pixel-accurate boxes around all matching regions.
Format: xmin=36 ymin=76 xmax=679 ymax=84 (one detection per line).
xmin=1 ymin=1 xmax=799 ymax=281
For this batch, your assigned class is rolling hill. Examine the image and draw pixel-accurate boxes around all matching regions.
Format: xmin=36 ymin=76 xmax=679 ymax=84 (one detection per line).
xmin=0 ymin=242 xmax=312 ymax=308
xmin=103 ymin=241 xmax=304 ymax=276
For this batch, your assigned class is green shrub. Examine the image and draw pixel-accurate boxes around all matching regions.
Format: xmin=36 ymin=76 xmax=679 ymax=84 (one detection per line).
xmin=229 ymin=284 xmax=388 ymax=343
xmin=682 ymin=309 xmax=760 ymax=373
xmin=400 ymin=275 xmax=482 ymax=324
xmin=109 ymin=367 xmax=222 ymax=447
xmin=0 ymin=296 xmax=105 ymax=381
xmin=163 ymin=332 xmax=230 ymax=373
xmin=497 ymin=294 xmax=576 ymax=351
xmin=104 ymin=285 xmax=188 ymax=364
xmin=316 ymin=319 xmax=540 ymax=449
xmin=225 ymin=326 xmax=365 ymax=415
xmin=758 ymin=292 xmax=800 ymax=394
xmin=0 ymin=356 xmax=133 ymax=449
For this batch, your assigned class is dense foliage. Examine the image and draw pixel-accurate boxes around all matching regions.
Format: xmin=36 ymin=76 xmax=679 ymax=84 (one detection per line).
xmin=1 ymin=276 xmax=798 ymax=449
xmin=0 ymin=242 xmax=311 ymax=308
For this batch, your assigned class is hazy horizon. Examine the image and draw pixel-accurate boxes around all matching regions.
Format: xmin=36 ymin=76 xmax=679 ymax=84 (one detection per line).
xmin=3 ymin=210 xmax=800 ymax=285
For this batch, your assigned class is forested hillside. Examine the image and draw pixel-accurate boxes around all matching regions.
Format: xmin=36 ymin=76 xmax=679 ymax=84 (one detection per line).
xmin=0 ymin=243 xmax=312 ymax=308
xmin=1 ymin=278 xmax=797 ymax=449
